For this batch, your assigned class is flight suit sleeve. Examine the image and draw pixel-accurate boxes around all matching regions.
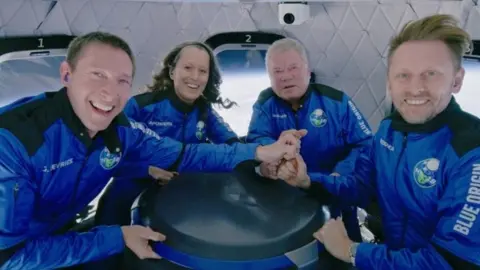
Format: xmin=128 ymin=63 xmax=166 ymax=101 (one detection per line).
xmin=305 ymin=140 xmax=377 ymax=209
xmin=0 ymin=130 xmax=125 ymax=270
xmin=117 ymin=120 xmax=260 ymax=179
xmin=333 ymin=95 xmax=374 ymax=176
xmin=354 ymin=150 xmax=480 ymax=270
xmin=205 ymin=107 xmax=241 ymax=144
xmin=246 ymin=102 xmax=276 ymax=145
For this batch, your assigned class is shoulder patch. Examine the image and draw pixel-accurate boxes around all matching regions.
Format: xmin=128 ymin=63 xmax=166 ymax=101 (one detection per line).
xmin=310 ymin=84 xmax=344 ymax=102
xmin=448 ymin=111 xmax=480 ymax=157
xmin=134 ymin=91 xmax=168 ymax=109
xmin=0 ymin=97 xmax=57 ymax=156
xmin=256 ymin=88 xmax=275 ymax=105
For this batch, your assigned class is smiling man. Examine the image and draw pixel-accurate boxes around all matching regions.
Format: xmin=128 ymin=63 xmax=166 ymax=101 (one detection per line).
xmin=0 ymin=32 xmax=299 ymax=270
xmin=277 ymin=14 xmax=480 ymax=269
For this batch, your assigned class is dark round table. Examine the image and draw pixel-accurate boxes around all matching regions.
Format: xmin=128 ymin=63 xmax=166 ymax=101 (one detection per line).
xmin=124 ymin=163 xmax=333 ymax=270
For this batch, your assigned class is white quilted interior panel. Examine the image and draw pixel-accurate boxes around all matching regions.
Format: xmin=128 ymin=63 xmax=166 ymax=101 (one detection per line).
xmin=0 ymin=0 xmax=479 ymax=132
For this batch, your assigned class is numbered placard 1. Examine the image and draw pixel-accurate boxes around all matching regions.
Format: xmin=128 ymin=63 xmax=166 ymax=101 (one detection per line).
xmin=38 ymin=38 xmax=44 ymax=48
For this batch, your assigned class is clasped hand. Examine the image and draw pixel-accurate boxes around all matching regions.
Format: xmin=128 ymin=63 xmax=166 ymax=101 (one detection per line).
xmin=259 ymin=129 xmax=310 ymax=188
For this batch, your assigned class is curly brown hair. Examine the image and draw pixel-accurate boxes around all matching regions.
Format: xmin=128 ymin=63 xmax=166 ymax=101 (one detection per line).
xmin=146 ymin=41 xmax=236 ymax=109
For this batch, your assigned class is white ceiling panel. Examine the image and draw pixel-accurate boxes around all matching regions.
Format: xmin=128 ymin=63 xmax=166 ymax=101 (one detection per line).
xmin=0 ymin=0 xmax=478 ymax=131
xmin=466 ymin=6 xmax=480 ymax=39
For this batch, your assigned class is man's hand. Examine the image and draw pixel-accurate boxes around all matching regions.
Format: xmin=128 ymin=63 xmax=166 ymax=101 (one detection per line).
xmin=148 ymin=166 xmax=178 ymax=185
xmin=121 ymin=225 xmax=166 ymax=260
xmin=259 ymin=161 xmax=280 ymax=180
xmin=277 ymin=154 xmax=311 ymax=188
xmin=255 ymin=133 xmax=301 ymax=163
xmin=280 ymin=129 xmax=308 ymax=140
xmin=313 ymin=217 xmax=353 ymax=263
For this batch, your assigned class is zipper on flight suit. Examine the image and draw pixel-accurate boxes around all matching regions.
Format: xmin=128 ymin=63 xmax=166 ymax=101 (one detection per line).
xmin=182 ymin=113 xmax=187 ymax=141
xmin=13 ymin=182 xmax=19 ymax=199
xmin=394 ymin=133 xmax=409 ymax=246
xmin=292 ymin=104 xmax=302 ymax=129
xmin=70 ymin=149 xmax=93 ymax=206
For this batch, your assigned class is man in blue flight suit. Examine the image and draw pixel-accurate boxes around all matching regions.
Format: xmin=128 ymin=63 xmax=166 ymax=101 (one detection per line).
xmin=0 ymin=32 xmax=300 ymax=270
xmin=277 ymin=14 xmax=480 ymax=269
xmin=246 ymin=37 xmax=372 ymax=244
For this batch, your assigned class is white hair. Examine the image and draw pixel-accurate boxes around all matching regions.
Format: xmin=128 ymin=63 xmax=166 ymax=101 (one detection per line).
xmin=265 ymin=38 xmax=309 ymax=70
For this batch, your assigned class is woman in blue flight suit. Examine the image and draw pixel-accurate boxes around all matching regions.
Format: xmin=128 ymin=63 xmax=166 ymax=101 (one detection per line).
xmin=94 ymin=41 xmax=240 ymax=228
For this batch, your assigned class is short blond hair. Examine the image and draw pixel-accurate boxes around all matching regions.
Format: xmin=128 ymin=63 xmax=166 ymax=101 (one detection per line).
xmin=388 ymin=14 xmax=472 ymax=70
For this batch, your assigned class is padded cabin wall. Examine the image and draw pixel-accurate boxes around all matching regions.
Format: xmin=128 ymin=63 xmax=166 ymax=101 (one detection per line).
xmin=0 ymin=0 xmax=479 ymax=130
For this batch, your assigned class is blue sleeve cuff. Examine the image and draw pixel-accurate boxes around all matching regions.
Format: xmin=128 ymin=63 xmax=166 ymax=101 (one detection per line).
xmin=355 ymin=242 xmax=376 ymax=269
xmin=93 ymin=225 xmax=126 ymax=256
xmin=333 ymin=163 xmax=353 ymax=176
xmin=217 ymin=142 xmax=259 ymax=171
xmin=308 ymin=172 xmax=332 ymax=185
xmin=242 ymin=143 xmax=260 ymax=161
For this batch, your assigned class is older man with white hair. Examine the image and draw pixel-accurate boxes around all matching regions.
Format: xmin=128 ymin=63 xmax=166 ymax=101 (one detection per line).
xmin=246 ymin=37 xmax=373 ymax=263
